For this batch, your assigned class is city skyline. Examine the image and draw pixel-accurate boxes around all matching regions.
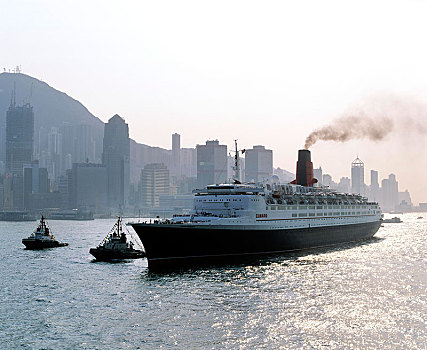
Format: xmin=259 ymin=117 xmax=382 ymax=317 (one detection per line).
xmin=2 ymin=0 xmax=427 ymax=203
xmin=0 ymin=94 xmax=418 ymax=217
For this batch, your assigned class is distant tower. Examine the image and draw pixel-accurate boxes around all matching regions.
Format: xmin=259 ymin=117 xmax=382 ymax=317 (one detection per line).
xmin=196 ymin=140 xmax=227 ymax=188
xmin=5 ymin=96 xmax=34 ymax=209
xmin=351 ymin=156 xmax=365 ymax=195
xmin=313 ymin=166 xmax=323 ymax=186
xmin=370 ymin=170 xmax=379 ymax=202
xmin=172 ymin=133 xmax=181 ymax=177
xmin=244 ymin=145 xmax=273 ymax=183
xmin=139 ymin=163 xmax=170 ymax=207
xmin=102 ymin=115 xmax=130 ymax=210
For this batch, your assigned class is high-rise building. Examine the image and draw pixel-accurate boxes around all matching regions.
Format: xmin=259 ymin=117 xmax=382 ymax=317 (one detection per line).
xmin=75 ymin=124 xmax=95 ymax=163
xmin=22 ymin=161 xmax=50 ymax=210
xmin=47 ymin=127 xmax=62 ymax=180
xmin=139 ymin=163 xmax=170 ymax=208
xmin=380 ymin=174 xmax=399 ymax=212
xmin=244 ymin=145 xmax=273 ymax=183
xmin=102 ymin=115 xmax=130 ymax=209
xmin=172 ymin=133 xmax=181 ymax=177
xmin=322 ymin=174 xmax=332 ymax=188
xmin=71 ymin=163 xmax=107 ymax=211
xmin=337 ymin=177 xmax=351 ymax=193
xmin=180 ymin=148 xmax=197 ymax=178
xmin=313 ymin=167 xmax=323 ymax=186
xmin=196 ymin=140 xmax=227 ymax=188
xmin=351 ymin=157 xmax=364 ymax=195
xmin=369 ymin=170 xmax=379 ymax=202
xmin=6 ymin=101 xmax=34 ymax=209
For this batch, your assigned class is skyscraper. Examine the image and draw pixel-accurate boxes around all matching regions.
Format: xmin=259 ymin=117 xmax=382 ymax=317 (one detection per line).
xmin=196 ymin=140 xmax=227 ymax=188
xmin=172 ymin=133 xmax=181 ymax=177
xmin=244 ymin=145 xmax=273 ymax=183
xmin=351 ymin=156 xmax=364 ymax=195
xmin=139 ymin=163 xmax=170 ymax=207
xmin=380 ymin=174 xmax=399 ymax=212
xmin=6 ymin=102 xmax=34 ymax=176
xmin=313 ymin=167 xmax=323 ymax=186
xmin=370 ymin=170 xmax=379 ymax=202
xmin=71 ymin=162 xmax=107 ymax=211
xmin=102 ymin=115 xmax=130 ymax=209
xmin=75 ymin=124 xmax=95 ymax=163
xmin=5 ymin=100 xmax=34 ymax=208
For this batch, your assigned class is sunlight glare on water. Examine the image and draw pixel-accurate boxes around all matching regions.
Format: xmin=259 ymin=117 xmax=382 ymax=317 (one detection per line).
xmin=0 ymin=214 xmax=426 ymax=349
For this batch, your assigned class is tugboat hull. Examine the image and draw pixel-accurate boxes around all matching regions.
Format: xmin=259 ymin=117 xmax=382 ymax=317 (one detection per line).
xmin=89 ymin=247 xmax=145 ymax=261
xmin=22 ymin=239 xmax=68 ymax=250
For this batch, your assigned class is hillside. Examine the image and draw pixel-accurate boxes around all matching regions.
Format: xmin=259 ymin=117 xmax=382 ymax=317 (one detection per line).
xmin=0 ymin=72 xmax=104 ymax=159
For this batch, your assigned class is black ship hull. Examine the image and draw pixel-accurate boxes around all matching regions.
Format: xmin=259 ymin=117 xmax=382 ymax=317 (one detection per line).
xmin=22 ymin=239 xmax=68 ymax=250
xmin=131 ymin=221 xmax=381 ymax=269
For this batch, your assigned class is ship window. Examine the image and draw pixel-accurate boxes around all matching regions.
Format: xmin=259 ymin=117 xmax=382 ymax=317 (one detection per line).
xmin=299 ymin=206 xmax=307 ymax=209
xmin=317 ymin=213 xmax=323 ymax=216
xmin=299 ymin=213 xmax=307 ymax=217
xmin=309 ymin=213 xmax=315 ymax=216
xmin=317 ymin=206 xmax=323 ymax=209
xmin=341 ymin=212 xmax=345 ymax=215
xmin=309 ymin=206 xmax=315 ymax=210
xmin=292 ymin=214 xmax=297 ymax=217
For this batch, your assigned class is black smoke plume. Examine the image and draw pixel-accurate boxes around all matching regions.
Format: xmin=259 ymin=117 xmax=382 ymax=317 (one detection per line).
xmin=304 ymin=115 xmax=393 ymax=149
xmin=304 ymin=95 xmax=427 ymax=149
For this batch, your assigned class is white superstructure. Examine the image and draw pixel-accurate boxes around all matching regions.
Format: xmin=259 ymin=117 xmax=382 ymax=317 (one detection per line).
xmin=171 ymin=183 xmax=382 ymax=230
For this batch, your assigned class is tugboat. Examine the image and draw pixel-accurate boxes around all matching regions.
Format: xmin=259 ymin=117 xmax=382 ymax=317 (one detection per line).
xmin=382 ymin=216 xmax=402 ymax=223
xmin=22 ymin=215 xmax=68 ymax=249
xmin=89 ymin=217 xmax=145 ymax=261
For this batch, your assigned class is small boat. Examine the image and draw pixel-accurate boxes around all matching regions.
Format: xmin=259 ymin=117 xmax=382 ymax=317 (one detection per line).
xmin=417 ymin=216 xmax=423 ymax=219
xmin=89 ymin=217 xmax=145 ymax=261
xmin=382 ymin=217 xmax=402 ymax=223
xmin=22 ymin=215 xmax=68 ymax=249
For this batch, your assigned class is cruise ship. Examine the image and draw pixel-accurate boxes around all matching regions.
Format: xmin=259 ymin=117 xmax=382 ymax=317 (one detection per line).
xmin=130 ymin=149 xmax=382 ymax=268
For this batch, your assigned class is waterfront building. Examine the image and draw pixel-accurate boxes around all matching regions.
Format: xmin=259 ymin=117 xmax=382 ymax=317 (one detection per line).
xmin=71 ymin=162 xmax=107 ymax=211
xmin=322 ymin=174 xmax=332 ymax=188
xmin=196 ymin=140 xmax=227 ymax=188
xmin=5 ymin=100 xmax=34 ymax=209
xmin=22 ymin=161 xmax=51 ymax=210
xmin=244 ymin=145 xmax=273 ymax=183
xmin=139 ymin=163 xmax=170 ymax=208
xmin=351 ymin=157 xmax=365 ymax=195
xmin=369 ymin=170 xmax=379 ymax=202
xmin=103 ymin=115 xmax=130 ymax=209
xmin=313 ymin=167 xmax=323 ymax=186
xmin=180 ymin=147 xmax=197 ymax=178
xmin=172 ymin=133 xmax=181 ymax=177
xmin=380 ymin=174 xmax=399 ymax=212
xmin=337 ymin=177 xmax=351 ymax=194
xmin=47 ymin=127 xmax=62 ymax=180
xmin=76 ymin=124 xmax=95 ymax=163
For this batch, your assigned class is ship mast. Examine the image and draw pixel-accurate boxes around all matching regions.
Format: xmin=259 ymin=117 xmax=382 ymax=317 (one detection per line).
xmin=231 ymin=140 xmax=245 ymax=183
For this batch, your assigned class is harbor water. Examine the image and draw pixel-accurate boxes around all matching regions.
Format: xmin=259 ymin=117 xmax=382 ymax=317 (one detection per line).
xmin=0 ymin=214 xmax=426 ymax=349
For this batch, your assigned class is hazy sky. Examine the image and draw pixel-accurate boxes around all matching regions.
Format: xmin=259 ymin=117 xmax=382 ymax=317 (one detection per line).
xmin=2 ymin=0 xmax=427 ymax=203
